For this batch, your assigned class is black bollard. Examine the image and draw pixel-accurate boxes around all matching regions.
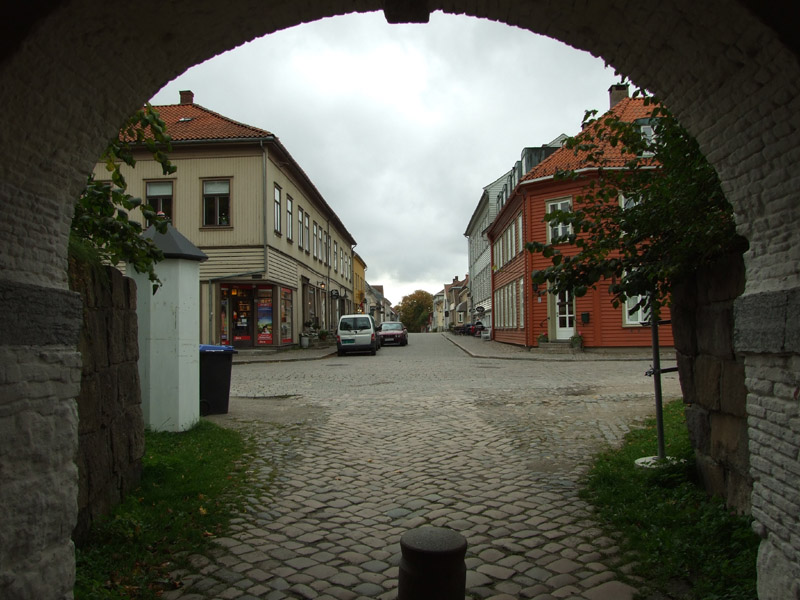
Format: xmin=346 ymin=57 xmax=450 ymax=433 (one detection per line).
xmin=398 ymin=526 xmax=467 ymax=600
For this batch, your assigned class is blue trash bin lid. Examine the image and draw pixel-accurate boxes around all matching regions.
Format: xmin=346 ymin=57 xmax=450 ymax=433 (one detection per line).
xmin=199 ymin=344 xmax=237 ymax=353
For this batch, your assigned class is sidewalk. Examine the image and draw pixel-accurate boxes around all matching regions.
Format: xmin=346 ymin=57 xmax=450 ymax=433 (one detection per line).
xmin=232 ymin=333 xmax=674 ymax=364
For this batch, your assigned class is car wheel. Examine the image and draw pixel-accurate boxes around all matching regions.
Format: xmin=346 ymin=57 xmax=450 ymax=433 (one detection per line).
xmin=371 ymin=346 xmax=376 ymax=355
xmin=337 ymin=348 xmax=344 ymax=356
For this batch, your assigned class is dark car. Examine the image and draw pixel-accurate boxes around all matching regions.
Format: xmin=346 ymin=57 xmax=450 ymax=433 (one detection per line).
xmin=377 ymin=321 xmax=408 ymax=346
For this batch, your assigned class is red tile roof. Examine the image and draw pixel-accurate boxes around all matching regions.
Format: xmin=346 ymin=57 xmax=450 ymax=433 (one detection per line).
xmin=151 ymin=102 xmax=274 ymax=142
xmin=520 ymin=97 xmax=655 ymax=183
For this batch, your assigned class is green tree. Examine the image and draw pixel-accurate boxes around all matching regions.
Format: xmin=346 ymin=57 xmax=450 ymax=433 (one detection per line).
xmin=395 ymin=290 xmax=433 ymax=332
xmin=527 ymin=88 xmax=741 ymax=319
xmin=70 ymin=104 xmax=176 ymax=292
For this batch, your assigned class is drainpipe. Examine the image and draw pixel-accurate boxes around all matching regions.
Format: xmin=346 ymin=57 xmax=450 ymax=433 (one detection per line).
xmin=261 ymin=139 xmax=269 ymax=275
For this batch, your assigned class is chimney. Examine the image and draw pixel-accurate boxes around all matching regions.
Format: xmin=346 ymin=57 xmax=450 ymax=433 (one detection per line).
xmin=452 ymin=276 xmax=459 ymax=284
xmin=609 ymin=84 xmax=629 ymax=109
xmin=179 ymin=90 xmax=194 ymax=105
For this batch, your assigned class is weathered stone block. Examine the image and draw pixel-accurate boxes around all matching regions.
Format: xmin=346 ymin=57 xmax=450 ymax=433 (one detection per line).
xmin=720 ymin=359 xmax=748 ymax=418
xmin=694 ymin=355 xmax=722 ymax=411
xmin=685 ymin=404 xmax=711 ymax=455
xmin=696 ymin=304 xmax=735 ymax=359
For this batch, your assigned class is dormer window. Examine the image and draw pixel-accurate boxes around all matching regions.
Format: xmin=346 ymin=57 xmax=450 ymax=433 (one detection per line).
xmin=635 ymin=118 xmax=657 ymax=157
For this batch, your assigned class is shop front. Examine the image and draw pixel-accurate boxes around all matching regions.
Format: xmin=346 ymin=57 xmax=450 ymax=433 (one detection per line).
xmin=220 ymin=283 xmax=294 ymax=348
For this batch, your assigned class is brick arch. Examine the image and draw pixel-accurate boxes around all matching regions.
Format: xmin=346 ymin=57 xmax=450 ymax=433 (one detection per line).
xmin=1 ymin=1 xmax=797 ymax=597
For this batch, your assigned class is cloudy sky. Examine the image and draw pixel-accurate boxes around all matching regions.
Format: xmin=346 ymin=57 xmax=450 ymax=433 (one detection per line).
xmin=150 ymin=11 xmax=619 ymax=305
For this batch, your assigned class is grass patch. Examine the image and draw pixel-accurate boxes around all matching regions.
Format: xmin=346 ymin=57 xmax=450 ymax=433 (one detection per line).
xmin=75 ymin=420 xmax=249 ymax=599
xmin=581 ymin=400 xmax=759 ymax=599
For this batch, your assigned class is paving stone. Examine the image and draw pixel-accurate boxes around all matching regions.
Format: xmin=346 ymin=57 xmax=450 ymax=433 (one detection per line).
xmin=164 ymin=337 xmax=672 ymax=599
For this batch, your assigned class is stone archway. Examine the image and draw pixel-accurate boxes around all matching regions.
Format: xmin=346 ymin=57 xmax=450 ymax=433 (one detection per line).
xmin=1 ymin=1 xmax=798 ymax=598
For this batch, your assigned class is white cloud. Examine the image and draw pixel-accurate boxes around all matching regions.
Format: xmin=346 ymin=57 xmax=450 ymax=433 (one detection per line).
xmin=151 ymin=11 xmax=619 ymax=305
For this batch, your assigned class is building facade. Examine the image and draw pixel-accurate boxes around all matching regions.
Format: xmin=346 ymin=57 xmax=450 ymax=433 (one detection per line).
xmin=100 ymin=91 xmax=357 ymax=348
xmin=487 ymin=90 xmax=673 ymax=349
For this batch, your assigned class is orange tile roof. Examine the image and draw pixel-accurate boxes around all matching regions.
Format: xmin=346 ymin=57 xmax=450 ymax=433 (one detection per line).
xmin=151 ymin=102 xmax=274 ymax=142
xmin=520 ymin=97 xmax=655 ymax=183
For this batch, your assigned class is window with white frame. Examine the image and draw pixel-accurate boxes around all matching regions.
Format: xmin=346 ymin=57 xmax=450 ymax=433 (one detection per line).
xmin=624 ymin=293 xmax=650 ymax=326
xmin=318 ymin=226 xmax=323 ymax=262
xmin=273 ymin=184 xmax=282 ymax=234
xmin=297 ymin=207 xmax=304 ymax=249
xmin=519 ymin=278 xmax=525 ymax=328
xmin=286 ymin=195 xmax=293 ymax=241
xmin=333 ymin=241 xmax=338 ymax=272
xmin=146 ymin=180 xmax=173 ymax=222
xmin=304 ymin=214 xmax=310 ymax=253
xmin=313 ymin=222 xmax=318 ymax=258
xmin=203 ymin=179 xmax=231 ymax=226
xmin=547 ymin=198 xmax=572 ymax=243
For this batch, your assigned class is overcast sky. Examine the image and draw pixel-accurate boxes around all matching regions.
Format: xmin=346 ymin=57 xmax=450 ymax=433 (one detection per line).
xmin=150 ymin=11 xmax=619 ymax=305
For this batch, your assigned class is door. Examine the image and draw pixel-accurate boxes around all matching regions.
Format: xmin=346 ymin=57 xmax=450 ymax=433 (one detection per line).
xmin=554 ymin=288 xmax=575 ymax=340
xmin=231 ymin=287 xmax=254 ymax=347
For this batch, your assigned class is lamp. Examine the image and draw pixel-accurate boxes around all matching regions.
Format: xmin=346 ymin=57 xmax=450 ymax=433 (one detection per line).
xmin=318 ymin=281 xmax=326 ymax=290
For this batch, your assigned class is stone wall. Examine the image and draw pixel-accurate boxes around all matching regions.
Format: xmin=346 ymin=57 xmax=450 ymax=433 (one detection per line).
xmin=672 ymin=243 xmax=752 ymax=513
xmin=69 ymin=263 xmax=144 ymax=543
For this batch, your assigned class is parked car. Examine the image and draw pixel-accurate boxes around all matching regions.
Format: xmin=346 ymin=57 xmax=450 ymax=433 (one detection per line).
xmin=336 ymin=314 xmax=379 ymax=356
xmin=377 ymin=321 xmax=408 ymax=346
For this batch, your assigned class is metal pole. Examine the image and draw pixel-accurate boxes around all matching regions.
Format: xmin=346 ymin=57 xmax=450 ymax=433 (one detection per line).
xmin=398 ymin=527 xmax=467 ymax=600
xmin=651 ymin=309 xmax=666 ymax=461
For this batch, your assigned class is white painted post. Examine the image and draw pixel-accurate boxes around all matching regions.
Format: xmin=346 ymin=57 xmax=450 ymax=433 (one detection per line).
xmin=131 ymin=224 xmax=207 ymax=432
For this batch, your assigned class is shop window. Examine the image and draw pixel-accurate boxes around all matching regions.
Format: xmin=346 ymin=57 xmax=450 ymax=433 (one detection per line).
xmin=256 ymin=287 xmax=273 ymax=345
xmin=280 ymin=288 xmax=293 ymax=343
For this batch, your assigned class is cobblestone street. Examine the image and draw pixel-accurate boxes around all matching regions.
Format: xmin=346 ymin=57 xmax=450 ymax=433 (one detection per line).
xmin=172 ymin=333 xmax=681 ymax=600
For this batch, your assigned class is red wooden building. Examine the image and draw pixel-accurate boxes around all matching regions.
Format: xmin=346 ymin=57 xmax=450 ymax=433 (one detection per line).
xmin=487 ymin=89 xmax=674 ymax=349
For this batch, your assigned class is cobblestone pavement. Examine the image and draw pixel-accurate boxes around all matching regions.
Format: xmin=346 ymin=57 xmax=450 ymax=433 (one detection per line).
xmin=171 ymin=333 xmax=681 ymax=600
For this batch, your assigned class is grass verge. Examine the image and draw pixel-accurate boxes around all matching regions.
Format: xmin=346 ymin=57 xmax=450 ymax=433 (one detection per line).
xmin=74 ymin=420 xmax=249 ymax=599
xmin=581 ymin=399 xmax=759 ymax=599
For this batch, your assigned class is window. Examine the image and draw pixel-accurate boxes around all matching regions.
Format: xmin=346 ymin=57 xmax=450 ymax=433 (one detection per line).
xmin=203 ymin=180 xmax=230 ymax=226
xmin=333 ymin=241 xmax=338 ymax=272
xmin=304 ymin=214 xmax=310 ymax=253
xmin=323 ymin=232 xmax=328 ymax=265
xmin=273 ymin=184 xmax=282 ymax=234
xmin=146 ymin=181 xmax=173 ymax=222
xmin=286 ymin=195 xmax=293 ymax=241
xmin=313 ymin=222 xmax=318 ymax=258
xmin=340 ymin=248 xmax=344 ymax=275
xmin=318 ymin=226 xmax=323 ymax=262
xmin=624 ymin=293 xmax=650 ymax=326
xmin=547 ymin=198 xmax=572 ymax=243
xmin=297 ymin=207 xmax=304 ymax=249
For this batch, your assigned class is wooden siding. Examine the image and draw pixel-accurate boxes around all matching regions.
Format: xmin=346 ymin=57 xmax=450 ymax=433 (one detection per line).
xmin=484 ymin=175 xmax=675 ymax=349
xmin=267 ymin=247 xmax=299 ymax=288
xmin=198 ymin=247 xmax=265 ymax=279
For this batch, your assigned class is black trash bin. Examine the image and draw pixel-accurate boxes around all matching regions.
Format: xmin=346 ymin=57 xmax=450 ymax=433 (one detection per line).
xmin=199 ymin=344 xmax=237 ymax=416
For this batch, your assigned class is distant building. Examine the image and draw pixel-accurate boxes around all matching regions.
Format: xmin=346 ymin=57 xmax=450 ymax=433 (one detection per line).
xmin=97 ymin=91 xmax=358 ymax=348
xmin=487 ymin=86 xmax=673 ymax=348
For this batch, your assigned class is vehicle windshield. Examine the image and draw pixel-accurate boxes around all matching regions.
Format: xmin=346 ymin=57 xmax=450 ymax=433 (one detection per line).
xmin=382 ymin=323 xmax=403 ymax=331
xmin=339 ymin=317 xmax=372 ymax=331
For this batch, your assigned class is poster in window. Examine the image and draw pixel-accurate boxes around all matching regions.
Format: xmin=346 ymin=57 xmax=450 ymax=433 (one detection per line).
xmin=257 ymin=297 xmax=273 ymax=345
xmin=280 ymin=288 xmax=293 ymax=343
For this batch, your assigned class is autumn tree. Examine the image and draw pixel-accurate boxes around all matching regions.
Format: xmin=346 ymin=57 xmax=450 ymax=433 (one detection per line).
xmin=395 ymin=290 xmax=433 ymax=332
xmin=70 ymin=104 xmax=176 ymax=292
xmin=526 ymin=88 xmax=741 ymax=320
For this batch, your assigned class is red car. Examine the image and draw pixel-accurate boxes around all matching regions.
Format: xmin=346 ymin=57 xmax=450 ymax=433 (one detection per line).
xmin=377 ymin=321 xmax=408 ymax=346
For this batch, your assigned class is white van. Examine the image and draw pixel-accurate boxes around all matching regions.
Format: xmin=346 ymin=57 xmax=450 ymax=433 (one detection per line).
xmin=336 ymin=314 xmax=379 ymax=356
